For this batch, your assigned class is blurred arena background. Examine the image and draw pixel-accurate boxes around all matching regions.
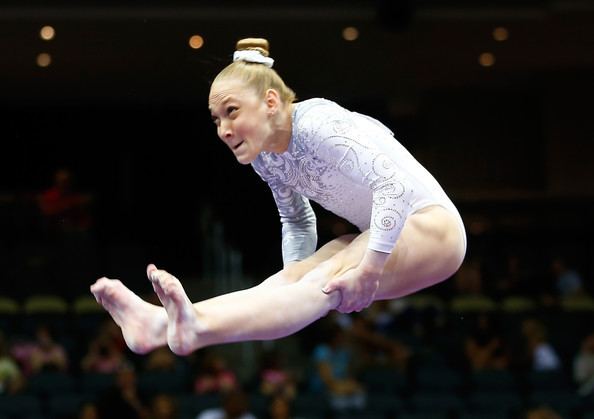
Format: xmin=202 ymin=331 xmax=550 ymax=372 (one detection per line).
xmin=1 ymin=1 xmax=594 ymax=418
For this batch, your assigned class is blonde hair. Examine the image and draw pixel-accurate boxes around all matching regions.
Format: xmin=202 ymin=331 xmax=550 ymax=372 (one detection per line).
xmin=213 ymin=38 xmax=296 ymax=105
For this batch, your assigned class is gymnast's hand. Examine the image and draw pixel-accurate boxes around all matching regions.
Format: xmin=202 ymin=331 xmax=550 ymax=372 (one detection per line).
xmin=322 ymin=249 xmax=388 ymax=313
xmin=322 ymin=266 xmax=381 ymax=313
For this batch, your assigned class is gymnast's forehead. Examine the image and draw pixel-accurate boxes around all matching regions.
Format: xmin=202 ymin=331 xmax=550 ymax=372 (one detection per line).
xmin=208 ymin=89 xmax=234 ymax=108
xmin=208 ymin=79 xmax=253 ymax=109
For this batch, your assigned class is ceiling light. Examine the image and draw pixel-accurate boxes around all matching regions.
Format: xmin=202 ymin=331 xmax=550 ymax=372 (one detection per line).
xmin=478 ymin=52 xmax=495 ymax=67
xmin=40 ymin=26 xmax=55 ymax=41
xmin=342 ymin=26 xmax=359 ymax=42
xmin=189 ymin=35 xmax=204 ymax=49
xmin=36 ymin=53 xmax=52 ymax=67
xmin=493 ymin=27 xmax=509 ymax=42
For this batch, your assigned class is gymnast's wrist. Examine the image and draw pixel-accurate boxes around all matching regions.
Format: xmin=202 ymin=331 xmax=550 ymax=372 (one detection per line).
xmin=360 ymin=249 xmax=389 ymax=273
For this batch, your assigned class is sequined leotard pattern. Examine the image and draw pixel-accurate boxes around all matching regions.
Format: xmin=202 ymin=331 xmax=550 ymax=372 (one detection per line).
xmin=251 ymin=98 xmax=463 ymax=264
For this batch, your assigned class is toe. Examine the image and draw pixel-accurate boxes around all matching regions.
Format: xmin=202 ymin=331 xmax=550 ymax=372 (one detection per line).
xmin=146 ymin=264 xmax=157 ymax=278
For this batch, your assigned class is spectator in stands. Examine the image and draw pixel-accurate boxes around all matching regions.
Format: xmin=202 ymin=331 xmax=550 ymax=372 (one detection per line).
xmin=520 ymin=318 xmax=561 ymax=372
xmin=145 ymin=347 xmax=184 ymax=373
xmin=266 ymin=395 xmax=304 ymax=419
xmin=493 ymin=252 xmax=534 ymax=298
xmin=38 ymin=167 xmax=97 ymax=296
xmin=0 ymin=331 xmax=25 ymax=394
xmin=193 ymin=351 xmax=239 ymax=395
xmin=349 ymin=312 xmax=412 ymax=374
xmin=309 ymin=319 xmax=366 ymax=412
xmin=78 ymin=402 xmax=100 ymax=419
xmin=257 ymin=348 xmax=297 ymax=400
xmin=523 ymin=406 xmax=563 ymax=419
xmin=81 ymin=332 xmax=128 ymax=374
xmin=573 ymin=332 xmax=594 ymax=398
xmin=37 ymin=167 xmax=94 ymax=237
xmin=98 ymin=318 xmax=127 ymax=353
xmin=550 ymin=256 xmax=585 ymax=298
xmin=364 ymin=299 xmax=398 ymax=335
xmin=452 ymin=259 xmax=483 ymax=296
xmin=149 ymin=393 xmax=179 ymax=419
xmin=96 ymin=363 xmax=149 ymax=419
xmin=463 ymin=313 xmax=510 ymax=371
xmin=28 ymin=324 xmax=69 ymax=374
xmin=196 ymin=388 xmax=256 ymax=419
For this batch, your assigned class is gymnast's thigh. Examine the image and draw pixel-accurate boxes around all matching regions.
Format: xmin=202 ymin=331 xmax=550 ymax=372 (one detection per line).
xmin=260 ymin=233 xmax=360 ymax=287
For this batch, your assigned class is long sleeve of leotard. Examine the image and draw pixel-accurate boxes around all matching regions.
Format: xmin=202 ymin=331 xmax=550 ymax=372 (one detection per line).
xmin=251 ymin=163 xmax=318 ymax=265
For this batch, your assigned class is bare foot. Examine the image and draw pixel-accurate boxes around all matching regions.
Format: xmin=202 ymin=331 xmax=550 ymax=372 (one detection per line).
xmin=146 ymin=264 xmax=206 ymax=355
xmin=90 ymin=277 xmax=167 ymax=354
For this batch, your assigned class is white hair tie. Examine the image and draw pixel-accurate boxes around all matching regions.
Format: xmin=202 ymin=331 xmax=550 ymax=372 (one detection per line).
xmin=233 ymin=50 xmax=274 ymax=68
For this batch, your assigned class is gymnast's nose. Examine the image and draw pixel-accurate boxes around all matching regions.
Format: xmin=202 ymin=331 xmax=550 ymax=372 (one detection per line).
xmin=218 ymin=120 xmax=233 ymax=141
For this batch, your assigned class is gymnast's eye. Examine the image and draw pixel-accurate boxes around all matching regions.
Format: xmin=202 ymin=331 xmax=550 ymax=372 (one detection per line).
xmin=227 ymin=106 xmax=238 ymax=116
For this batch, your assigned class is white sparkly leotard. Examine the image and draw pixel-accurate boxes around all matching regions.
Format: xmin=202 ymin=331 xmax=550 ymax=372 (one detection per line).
xmin=251 ymin=98 xmax=465 ymax=264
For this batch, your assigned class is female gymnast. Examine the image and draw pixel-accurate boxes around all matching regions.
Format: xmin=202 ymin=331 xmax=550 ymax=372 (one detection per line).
xmin=91 ymin=38 xmax=466 ymax=356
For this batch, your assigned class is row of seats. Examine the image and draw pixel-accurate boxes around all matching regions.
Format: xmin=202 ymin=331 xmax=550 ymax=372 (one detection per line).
xmin=0 ymin=293 xmax=594 ymax=326
xmin=16 ymin=368 xmax=579 ymax=398
xmin=0 ymin=295 xmax=102 ymax=316
xmin=3 ymin=292 xmax=594 ymax=318
xmin=402 ymin=293 xmax=594 ymax=314
xmin=7 ymin=368 xmax=589 ymax=412
xmin=1 ymin=389 xmax=594 ymax=419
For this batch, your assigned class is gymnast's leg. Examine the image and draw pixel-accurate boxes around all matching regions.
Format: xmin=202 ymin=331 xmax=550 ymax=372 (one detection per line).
xmin=147 ymin=235 xmax=361 ymax=355
xmin=92 ymin=206 xmax=464 ymax=355
xmin=90 ymin=235 xmax=355 ymax=354
xmin=148 ymin=206 xmax=465 ymax=355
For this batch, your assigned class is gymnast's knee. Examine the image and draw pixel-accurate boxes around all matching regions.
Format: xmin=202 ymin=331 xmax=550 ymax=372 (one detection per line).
xmin=266 ymin=260 xmax=319 ymax=285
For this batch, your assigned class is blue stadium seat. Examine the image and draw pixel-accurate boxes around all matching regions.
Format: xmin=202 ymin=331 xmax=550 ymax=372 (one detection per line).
xmin=0 ymin=394 xmax=42 ymax=418
xmin=48 ymin=393 xmax=97 ymax=419
xmin=27 ymin=371 xmax=76 ymax=398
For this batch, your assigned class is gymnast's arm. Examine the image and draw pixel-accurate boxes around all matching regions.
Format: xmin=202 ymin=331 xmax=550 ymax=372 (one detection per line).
xmin=273 ymin=185 xmax=318 ymax=266
xmin=250 ymin=163 xmax=318 ymax=266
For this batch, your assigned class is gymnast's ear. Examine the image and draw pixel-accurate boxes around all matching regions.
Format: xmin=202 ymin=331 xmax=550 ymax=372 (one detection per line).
xmin=264 ymin=88 xmax=282 ymax=115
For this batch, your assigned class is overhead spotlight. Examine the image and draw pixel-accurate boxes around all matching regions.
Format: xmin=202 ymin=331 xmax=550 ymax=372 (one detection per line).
xmin=493 ymin=27 xmax=509 ymax=42
xmin=342 ymin=26 xmax=359 ymax=41
xmin=478 ymin=52 xmax=495 ymax=67
xmin=189 ymin=35 xmax=204 ymax=49
xmin=36 ymin=53 xmax=52 ymax=67
xmin=40 ymin=26 xmax=55 ymax=41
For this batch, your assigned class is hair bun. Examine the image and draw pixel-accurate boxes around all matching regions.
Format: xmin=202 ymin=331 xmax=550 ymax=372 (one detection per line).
xmin=236 ymin=38 xmax=270 ymax=57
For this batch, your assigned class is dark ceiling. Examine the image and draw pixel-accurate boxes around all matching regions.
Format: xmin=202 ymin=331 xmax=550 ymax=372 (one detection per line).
xmin=1 ymin=0 xmax=593 ymax=107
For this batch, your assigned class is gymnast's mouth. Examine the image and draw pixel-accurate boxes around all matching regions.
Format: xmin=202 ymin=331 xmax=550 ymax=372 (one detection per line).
xmin=232 ymin=141 xmax=244 ymax=150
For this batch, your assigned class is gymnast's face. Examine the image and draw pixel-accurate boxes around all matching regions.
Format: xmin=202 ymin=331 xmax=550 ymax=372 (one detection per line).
xmin=209 ymin=78 xmax=276 ymax=165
